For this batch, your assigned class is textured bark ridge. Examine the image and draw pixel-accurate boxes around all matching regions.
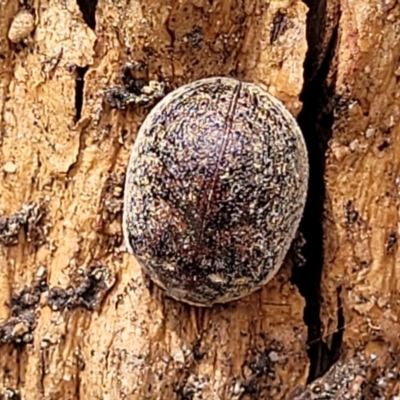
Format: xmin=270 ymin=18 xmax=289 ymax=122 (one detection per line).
xmin=0 ymin=0 xmax=399 ymax=399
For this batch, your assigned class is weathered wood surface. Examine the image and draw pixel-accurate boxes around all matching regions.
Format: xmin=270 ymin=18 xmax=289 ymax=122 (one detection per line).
xmin=0 ymin=0 xmax=399 ymax=399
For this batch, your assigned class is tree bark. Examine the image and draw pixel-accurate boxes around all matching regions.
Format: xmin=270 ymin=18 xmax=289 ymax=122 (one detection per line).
xmin=1 ymin=0 xmax=399 ymax=399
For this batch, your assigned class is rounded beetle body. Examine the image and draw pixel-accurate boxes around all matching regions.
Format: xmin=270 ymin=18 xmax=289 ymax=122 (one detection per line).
xmin=123 ymin=77 xmax=308 ymax=306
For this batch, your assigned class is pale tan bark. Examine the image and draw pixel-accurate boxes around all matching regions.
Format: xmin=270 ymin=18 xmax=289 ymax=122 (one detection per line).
xmin=1 ymin=0 xmax=399 ymax=399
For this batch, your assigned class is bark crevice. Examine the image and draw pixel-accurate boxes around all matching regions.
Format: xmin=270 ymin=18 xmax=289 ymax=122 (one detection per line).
xmin=74 ymin=66 xmax=89 ymax=123
xmin=76 ymin=0 xmax=97 ymax=30
xmin=292 ymin=0 xmax=342 ymax=382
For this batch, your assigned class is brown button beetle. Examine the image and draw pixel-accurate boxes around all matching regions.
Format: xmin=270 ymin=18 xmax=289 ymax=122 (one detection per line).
xmin=123 ymin=77 xmax=308 ymax=306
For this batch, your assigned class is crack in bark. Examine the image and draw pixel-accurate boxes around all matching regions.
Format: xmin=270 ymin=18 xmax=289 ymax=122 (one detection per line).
xmin=292 ymin=0 xmax=342 ymax=382
xmin=74 ymin=66 xmax=89 ymax=124
xmin=76 ymin=0 xmax=98 ymax=30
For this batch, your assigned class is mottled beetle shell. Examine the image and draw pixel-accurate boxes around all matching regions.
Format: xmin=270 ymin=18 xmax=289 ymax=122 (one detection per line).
xmin=123 ymin=77 xmax=308 ymax=306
